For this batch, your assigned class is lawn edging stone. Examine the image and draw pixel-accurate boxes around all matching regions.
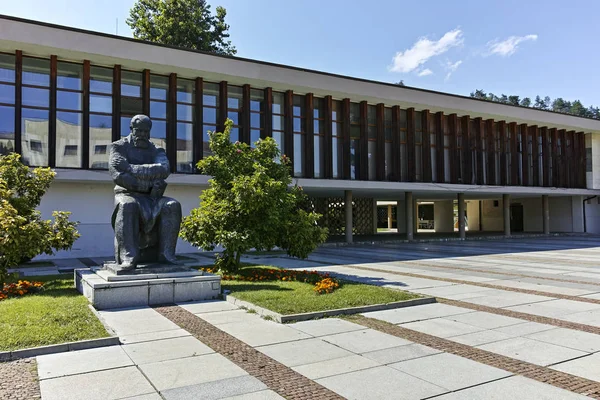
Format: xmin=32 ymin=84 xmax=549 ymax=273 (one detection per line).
xmin=0 ymin=336 xmax=120 ymax=362
xmin=223 ymin=293 xmax=436 ymax=323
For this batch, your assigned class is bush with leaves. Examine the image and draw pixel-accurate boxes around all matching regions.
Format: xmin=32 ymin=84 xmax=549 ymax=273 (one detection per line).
xmin=0 ymin=153 xmax=80 ymax=285
xmin=180 ymin=120 xmax=328 ymax=273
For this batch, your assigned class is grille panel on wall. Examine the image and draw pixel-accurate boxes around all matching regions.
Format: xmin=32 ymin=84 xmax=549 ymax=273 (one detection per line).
xmin=310 ymin=197 xmax=374 ymax=236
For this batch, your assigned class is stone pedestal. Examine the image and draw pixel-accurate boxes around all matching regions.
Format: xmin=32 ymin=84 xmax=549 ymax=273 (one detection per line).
xmin=75 ymin=264 xmax=221 ymax=310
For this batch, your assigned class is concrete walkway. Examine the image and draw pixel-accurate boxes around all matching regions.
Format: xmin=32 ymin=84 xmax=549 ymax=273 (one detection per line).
xmin=26 ymin=236 xmax=600 ymax=399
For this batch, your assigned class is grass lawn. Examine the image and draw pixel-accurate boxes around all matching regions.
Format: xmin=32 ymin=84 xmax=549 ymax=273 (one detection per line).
xmin=222 ymin=278 xmax=420 ymax=315
xmin=0 ymin=274 xmax=109 ymax=352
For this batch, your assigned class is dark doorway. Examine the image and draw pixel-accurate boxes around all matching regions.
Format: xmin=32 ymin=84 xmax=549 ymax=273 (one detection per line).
xmin=510 ymin=204 xmax=524 ymax=232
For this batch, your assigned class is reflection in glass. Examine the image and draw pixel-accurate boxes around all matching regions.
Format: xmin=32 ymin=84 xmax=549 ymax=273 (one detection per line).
xmin=121 ymin=71 xmax=142 ymax=97
xmin=22 ymin=58 xmax=49 ymax=86
xmin=0 ymin=83 xmax=15 ymax=104
xmin=250 ymin=89 xmax=263 ymax=111
xmin=57 ymin=62 xmax=82 ymax=90
xmin=250 ymin=129 xmax=261 ymax=146
xmin=90 ymin=67 xmax=113 ymax=94
xmin=177 ymin=79 xmax=194 ymax=103
xmin=150 ymin=120 xmax=167 ymax=149
xmin=293 ymin=133 xmax=304 ymax=177
xmin=150 ymin=101 xmax=167 ymax=119
xmin=230 ymin=127 xmax=239 ymax=143
xmin=120 ymin=116 xmax=131 ymax=138
xmin=227 ymin=86 xmax=242 ymax=108
xmin=150 ymin=75 xmax=168 ymax=100
xmin=57 ymin=90 xmax=82 ymax=111
xmin=272 ymin=92 xmax=284 ymax=114
xmin=385 ymin=142 xmax=392 ymax=179
xmin=250 ymin=113 xmax=263 ymax=129
xmin=227 ymin=111 xmax=239 ymax=125
xmin=368 ymin=141 xmax=376 ymax=180
xmin=177 ymin=104 xmax=193 ymax=122
xmin=121 ymin=97 xmax=143 ymax=116
xmin=89 ymin=114 xmax=112 ymax=169
xmin=22 ymin=87 xmax=49 ymax=107
xmin=21 ymin=108 xmax=49 ymax=166
xmin=314 ymin=135 xmax=324 ymax=178
xmin=56 ymin=111 xmax=82 ymax=168
xmin=203 ymin=107 xmax=217 ymax=124
xmin=272 ymin=115 xmax=283 ymax=131
xmin=350 ymin=140 xmax=359 ymax=180
xmin=177 ymin=122 xmax=193 ymax=173
xmin=203 ymin=124 xmax=216 ymax=157
xmin=203 ymin=83 xmax=219 ymax=106
xmin=0 ymin=54 xmax=15 ymax=83
xmin=0 ymin=105 xmax=15 ymax=155
xmin=90 ymin=95 xmax=112 ymax=113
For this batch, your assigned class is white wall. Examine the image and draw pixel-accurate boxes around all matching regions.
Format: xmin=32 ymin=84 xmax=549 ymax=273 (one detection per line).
xmin=480 ymin=200 xmax=504 ymax=231
xmin=466 ymin=201 xmax=480 ymax=231
xmin=35 ymin=181 xmax=206 ymax=260
xmin=434 ymin=201 xmax=454 ymax=232
xmin=585 ymin=198 xmax=600 ymax=234
xmin=587 ymin=133 xmax=600 ymax=189
xmin=520 ymin=196 xmax=580 ymax=233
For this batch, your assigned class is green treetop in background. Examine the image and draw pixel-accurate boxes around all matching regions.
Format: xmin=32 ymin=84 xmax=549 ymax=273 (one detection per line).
xmin=127 ymin=0 xmax=236 ymax=55
xmin=470 ymin=89 xmax=600 ymax=119
xmin=179 ymin=120 xmax=328 ymax=273
xmin=0 ymin=154 xmax=80 ymax=285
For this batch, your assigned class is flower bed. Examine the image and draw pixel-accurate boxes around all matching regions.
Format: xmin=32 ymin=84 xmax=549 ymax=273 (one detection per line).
xmin=0 ymin=280 xmax=44 ymax=301
xmin=200 ymin=266 xmax=340 ymax=295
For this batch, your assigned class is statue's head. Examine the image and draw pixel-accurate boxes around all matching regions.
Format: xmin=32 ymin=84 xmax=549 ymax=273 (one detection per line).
xmin=130 ymin=115 xmax=152 ymax=148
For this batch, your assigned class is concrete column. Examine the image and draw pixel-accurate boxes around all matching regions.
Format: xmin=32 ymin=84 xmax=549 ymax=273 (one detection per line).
xmin=572 ymin=196 xmax=585 ymax=233
xmin=433 ymin=200 xmax=454 ymax=233
xmin=396 ymin=200 xmax=406 ymax=233
xmin=503 ymin=194 xmax=511 ymax=237
xmin=542 ymin=195 xmax=550 ymax=234
xmin=372 ymin=199 xmax=378 ymax=234
xmin=345 ymin=190 xmax=353 ymax=243
xmin=387 ymin=205 xmax=393 ymax=229
xmin=458 ymin=193 xmax=466 ymax=239
xmin=405 ymin=192 xmax=414 ymax=240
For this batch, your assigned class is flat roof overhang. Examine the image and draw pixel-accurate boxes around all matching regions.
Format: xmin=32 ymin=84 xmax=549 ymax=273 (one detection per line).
xmin=1 ymin=15 xmax=600 ymax=134
xmin=52 ymin=169 xmax=600 ymax=200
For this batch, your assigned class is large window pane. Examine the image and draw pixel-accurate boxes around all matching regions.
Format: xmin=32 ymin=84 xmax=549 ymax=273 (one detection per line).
xmin=0 ymin=54 xmax=15 ymax=83
xmin=150 ymin=75 xmax=168 ymax=100
xmin=0 ymin=83 xmax=15 ymax=104
xmin=22 ymin=87 xmax=49 ymax=107
xmin=121 ymin=97 xmax=143 ymax=115
xmin=203 ymin=124 xmax=216 ymax=157
xmin=57 ymin=90 xmax=82 ymax=111
xmin=203 ymin=82 xmax=219 ymax=106
xmin=56 ymin=111 xmax=82 ymax=168
xmin=177 ymin=122 xmax=193 ymax=173
xmin=250 ymin=129 xmax=260 ymax=146
xmin=250 ymin=113 xmax=263 ymax=129
xmin=227 ymin=86 xmax=242 ymax=108
xmin=150 ymin=101 xmax=167 ymax=119
xmin=272 ymin=131 xmax=283 ymax=156
xmin=90 ymin=94 xmax=112 ymax=113
xmin=89 ymin=114 xmax=112 ymax=169
xmin=177 ymin=79 xmax=194 ymax=103
xmin=150 ymin=119 xmax=167 ymax=149
xmin=227 ymin=111 xmax=239 ymax=125
xmin=177 ymin=104 xmax=193 ymax=122
xmin=57 ymin=62 xmax=82 ymax=90
xmin=368 ymin=141 xmax=376 ymax=180
xmin=293 ymin=133 xmax=304 ymax=177
xmin=250 ymin=89 xmax=264 ymax=111
xmin=121 ymin=71 xmax=142 ymax=97
xmin=21 ymin=108 xmax=49 ymax=166
xmin=272 ymin=115 xmax=283 ymax=131
xmin=203 ymin=107 xmax=217 ymax=124
xmin=120 ymin=116 xmax=131 ymax=138
xmin=229 ymin=127 xmax=239 ymax=143
xmin=23 ymin=58 xmax=49 ymax=87
xmin=90 ymin=66 xmax=113 ymax=94
xmin=0 ymin=105 xmax=15 ymax=155
xmin=314 ymin=135 xmax=324 ymax=178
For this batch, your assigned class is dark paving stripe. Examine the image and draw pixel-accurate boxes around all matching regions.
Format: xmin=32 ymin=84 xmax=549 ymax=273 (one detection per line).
xmin=348 ymin=315 xmax=600 ymax=399
xmin=346 ymin=264 xmax=600 ymax=307
xmin=0 ymin=358 xmax=41 ymax=400
xmin=153 ymin=305 xmax=343 ymax=400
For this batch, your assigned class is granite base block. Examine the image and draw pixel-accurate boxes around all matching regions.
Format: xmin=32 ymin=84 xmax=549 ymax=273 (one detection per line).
xmin=75 ymin=268 xmax=221 ymax=310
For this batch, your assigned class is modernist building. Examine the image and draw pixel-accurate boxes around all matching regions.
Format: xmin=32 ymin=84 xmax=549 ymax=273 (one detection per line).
xmin=1 ymin=15 xmax=600 ymax=259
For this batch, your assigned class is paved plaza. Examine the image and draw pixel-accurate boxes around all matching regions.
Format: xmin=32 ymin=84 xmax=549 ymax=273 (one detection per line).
xmin=5 ymin=235 xmax=600 ymax=399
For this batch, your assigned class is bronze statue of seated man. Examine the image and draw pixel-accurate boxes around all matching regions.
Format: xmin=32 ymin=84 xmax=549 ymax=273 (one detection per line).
xmin=108 ymin=114 xmax=181 ymax=271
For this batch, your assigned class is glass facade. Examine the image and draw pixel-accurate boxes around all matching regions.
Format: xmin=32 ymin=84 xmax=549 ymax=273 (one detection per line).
xmin=0 ymin=50 xmax=585 ymax=188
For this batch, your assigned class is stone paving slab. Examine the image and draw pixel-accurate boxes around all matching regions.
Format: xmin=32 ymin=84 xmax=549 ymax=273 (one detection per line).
xmin=320 ymin=329 xmax=412 ymax=354
xmin=122 ymin=335 xmax=214 ymax=365
xmin=177 ymin=300 xmax=239 ymax=314
xmin=39 ymin=366 xmax=155 ymax=400
xmin=161 ymin=375 xmax=267 ymax=400
xmin=316 ymin=365 xmax=447 ymax=400
xmin=221 ymin=390 xmax=284 ymax=399
xmin=433 ymin=375 xmax=588 ymax=399
xmin=139 ymin=353 xmax=248 ymax=391
xmin=389 ymin=352 xmax=511 ymax=391
xmin=450 ymin=330 xmax=515 ymax=346
xmin=361 ymin=343 xmax=442 ymax=364
xmin=196 ymin=310 xmax=260 ymax=326
xmin=257 ymin=338 xmax=353 ymax=367
xmin=288 ymin=318 xmax=365 ymax=337
xmin=36 ymin=345 xmax=133 ymax=380
xmin=551 ymin=353 xmax=600 ymax=382
xmin=491 ymin=321 xmax=557 ymax=337
xmin=216 ymin=320 xmax=312 ymax=347
xmin=525 ymin=327 xmax=600 ymax=352
xmin=292 ymin=354 xmax=380 ymax=380
xmin=119 ymin=328 xmax=191 ymax=345
xmin=477 ymin=337 xmax=588 ymax=366
xmin=400 ymin=318 xmax=485 ymax=338
xmin=97 ymin=307 xmax=180 ymax=336
xmin=442 ymin=310 xmax=523 ymax=329
xmin=361 ymin=302 xmax=474 ymax=324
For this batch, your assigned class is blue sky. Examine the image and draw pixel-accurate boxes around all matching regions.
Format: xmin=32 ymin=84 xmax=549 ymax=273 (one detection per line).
xmin=3 ymin=0 xmax=600 ymax=106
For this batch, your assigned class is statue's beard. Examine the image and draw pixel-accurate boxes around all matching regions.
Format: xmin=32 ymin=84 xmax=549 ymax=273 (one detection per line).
xmin=133 ymin=137 xmax=149 ymax=148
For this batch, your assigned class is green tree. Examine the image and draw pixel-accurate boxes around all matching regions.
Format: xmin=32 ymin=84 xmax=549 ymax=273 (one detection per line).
xmin=520 ymin=97 xmax=532 ymax=107
xmin=127 ymin=0 xmax=236 ymax=55
xmin=179 ymin=120 xmax=328 ymax=273
xmin=0 ymin=153 xmax=80 ymax=285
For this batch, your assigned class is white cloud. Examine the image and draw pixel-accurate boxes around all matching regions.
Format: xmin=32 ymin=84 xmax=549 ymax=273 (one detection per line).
xmin=444 ymin=60 xmax=462 ymax=81
xmin=417 ymin=68 xmax=433 ymax=77
xmin=486 ymin=34 xmax=538 ymax=57
xmin=389 ymin=28 xmax=464 ymax=73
